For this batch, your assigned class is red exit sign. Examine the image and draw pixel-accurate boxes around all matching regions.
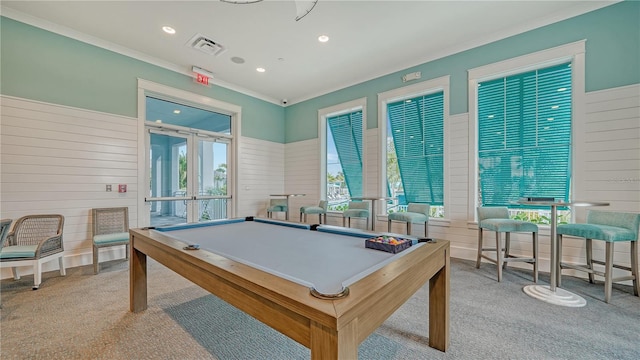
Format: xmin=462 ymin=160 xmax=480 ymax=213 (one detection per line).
xmin=196 ymin=73 xmax=209 ymax=86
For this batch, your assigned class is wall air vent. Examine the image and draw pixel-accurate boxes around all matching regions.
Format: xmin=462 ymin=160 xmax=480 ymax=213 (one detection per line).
xmin=186 ymin=33 xmax=227 ymax=56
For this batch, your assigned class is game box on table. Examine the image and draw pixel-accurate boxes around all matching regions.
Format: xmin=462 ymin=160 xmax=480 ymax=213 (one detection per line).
xmin=365 ymin=235 xmax=413 ymax=254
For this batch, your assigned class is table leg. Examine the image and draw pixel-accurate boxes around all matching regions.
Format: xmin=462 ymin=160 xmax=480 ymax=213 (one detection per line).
xmin=522 ymin=204 xmax=586 ymax=307
xmin=130 ymin=240 xmax=148 ymax=313
xmin=549 ymin=205 xmax=558 ymax=291
xmin=429 ymin=249 xmax=450 ymax=352
xmin=370 ymin=200 xmax=376 ymax=231
xmin=310 ymin=320 xmax=357 ymax=359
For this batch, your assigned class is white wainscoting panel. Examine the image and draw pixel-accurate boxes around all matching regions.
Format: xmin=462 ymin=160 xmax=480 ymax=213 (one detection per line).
xmin=447 ymin=113 xmax=470 ymax=221
xmin=236 ymin=136 xmax=285 ymax=219
xmin=285 ymin=138 xmax=320 ymax=221
xmin=581 ymin=84 xmax=640 ymax=211
xmin=1 ymin=96 xmax=138 ymax=278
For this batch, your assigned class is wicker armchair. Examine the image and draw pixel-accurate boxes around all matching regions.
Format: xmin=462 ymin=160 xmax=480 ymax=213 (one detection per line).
xmin=92 ymin=207 xmax=130 ymax=274
xmin=0 ymin=219 xmax=12 ymax=247
xmin=0 ymin=214 xmax=66 ymax=290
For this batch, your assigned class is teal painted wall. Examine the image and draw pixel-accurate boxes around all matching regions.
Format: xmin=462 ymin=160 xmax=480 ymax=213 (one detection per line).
xmin=285 ymin=1 xmax=640 ymax=143
xmin=0 ymin=17 xmax=285 ymax=143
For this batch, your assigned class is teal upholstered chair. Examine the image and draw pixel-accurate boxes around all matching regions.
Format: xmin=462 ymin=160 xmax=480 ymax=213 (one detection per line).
xmin=300 ymin=200 xmax=328 ymax=224
xmin=342 ymin=201 xmax=370 ymax=229
xmin=92 ymin=207 xmax=130 ymax=274
xmin=0 ymin=214 xmax=66 ymax=289
xmin=267 ymin=199 xmax=288 ymax=219
xmin=388 ymin=203 xmax=430 ymax=237
xmin=557 ymin=210 xmax=640 ymax=303
xmin=477 ymin=207 xmax=539 ymax=282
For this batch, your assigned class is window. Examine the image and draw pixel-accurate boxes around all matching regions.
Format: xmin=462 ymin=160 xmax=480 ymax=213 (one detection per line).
xmin=468 ymin=41 xmax=586 ymax=224
xmin=388 ymin=92 xmax=444 ymax=207
xmin=319 ymin=98 xmax=366 ymax=212
xmin=327 ymin=110 xmax=363 ymax=202
xmin=379 ymin=76 xmax=449 ymax=218
xmin=478 ymin=63 xmax=572 ymax=207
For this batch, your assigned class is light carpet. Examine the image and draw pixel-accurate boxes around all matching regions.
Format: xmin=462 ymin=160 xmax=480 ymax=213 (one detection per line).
xmin=1 ymin=257 xmax=639 ymax=359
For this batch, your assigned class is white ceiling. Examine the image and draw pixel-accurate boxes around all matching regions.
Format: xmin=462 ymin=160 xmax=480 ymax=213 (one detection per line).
xmin=1 ymin=0 xmax=617 ymax=106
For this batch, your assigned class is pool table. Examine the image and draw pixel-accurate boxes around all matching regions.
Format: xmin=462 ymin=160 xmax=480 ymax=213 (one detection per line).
xmin=129 ymin=217 xmax=450 ymax=358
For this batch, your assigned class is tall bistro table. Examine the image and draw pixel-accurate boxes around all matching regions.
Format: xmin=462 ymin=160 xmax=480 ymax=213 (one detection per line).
xmin=517 ymin=199 xmax=609 ymax=307
xmin=269 ymin=193 xmax=305 ymax=220
xmin=350 ymin=196 xmax=396 ymax=231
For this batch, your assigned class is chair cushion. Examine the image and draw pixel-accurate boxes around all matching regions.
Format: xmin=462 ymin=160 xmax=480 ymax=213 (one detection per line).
xmin=267 ymin=205 xmax=287 ymax=212
xmin=388 ymin=212 xmax=428 ymax=223
xmin=557 ymin=224 xmax=637 ymax=242
xmin=93 ymin=232 xmax=130 ymax=245
xmin=300 ymin=206 xmax=325 ymax=214
xmin=0 ymin=245 xmax=38 ymax=259
xmin=479 ymin=219 xmax=538 ymax=233
xmin=343 ymin=209 xmax=370 ymax=218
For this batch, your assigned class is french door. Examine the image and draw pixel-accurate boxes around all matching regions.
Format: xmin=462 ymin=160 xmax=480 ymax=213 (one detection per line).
xmin=146 ymin=126 xmax=231 ymax=226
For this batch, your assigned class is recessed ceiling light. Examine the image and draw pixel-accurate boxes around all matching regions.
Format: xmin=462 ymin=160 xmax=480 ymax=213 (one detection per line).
xmin=162 ymin=26 xmax=176 ymax=34
xmin=173 ymin=110 xmax=181 ymax=114
xmin=256 ymin=67 xmax=266 ymax=73
xmin=318 ymin=35 xmax=329 ymax=43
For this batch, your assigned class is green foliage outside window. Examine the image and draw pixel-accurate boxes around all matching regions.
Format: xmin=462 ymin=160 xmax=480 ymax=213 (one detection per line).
xmin=510 ymin=210 xmax=571 ymax=225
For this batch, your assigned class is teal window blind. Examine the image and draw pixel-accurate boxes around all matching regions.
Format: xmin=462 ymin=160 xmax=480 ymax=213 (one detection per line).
xmin=387 ymin=92 xmax=444 ymax=205
xmin=327 ymin=111 xmax=363 ymax=198
xmin=478 ymin=63 xmax=572 ymax=206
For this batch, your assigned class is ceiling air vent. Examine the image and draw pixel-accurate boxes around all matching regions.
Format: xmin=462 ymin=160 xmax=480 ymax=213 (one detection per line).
xmin=187 ymin=33 xmax=227 ymax=56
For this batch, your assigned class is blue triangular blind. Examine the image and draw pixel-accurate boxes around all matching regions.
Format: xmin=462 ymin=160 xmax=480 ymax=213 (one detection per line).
xmin=328 ymin=111 xmax=363 ymax=198
xmin=478 ymin=63 xmax=572 ymax=206
xmin=387 ymin=92 xmax=444 ymax=205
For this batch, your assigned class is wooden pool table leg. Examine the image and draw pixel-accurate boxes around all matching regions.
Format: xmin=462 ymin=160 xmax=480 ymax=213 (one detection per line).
xmin=129 ymin=239 xmax=148 ymax=313
xmin=428 ymin=248 xmax=450 ymax=352
xmin=310 ymin=320 xmax=357 ymax=359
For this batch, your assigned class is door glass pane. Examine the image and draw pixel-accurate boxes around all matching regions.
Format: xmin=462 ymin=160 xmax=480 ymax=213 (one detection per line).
xmin=198 ymin=198 xmax=228 ymax=221
xmin=148 ymin=200 xmax=188 ymax=227
xmin=198 ymin=139 xmax=228 ymax=221
xmin=149 ymin=132 xmax=188 ymax=226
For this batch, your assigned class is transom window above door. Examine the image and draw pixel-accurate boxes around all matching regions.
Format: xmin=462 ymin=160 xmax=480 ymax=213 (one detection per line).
xmin=146 ymin=96 xmax=231 ymax=134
